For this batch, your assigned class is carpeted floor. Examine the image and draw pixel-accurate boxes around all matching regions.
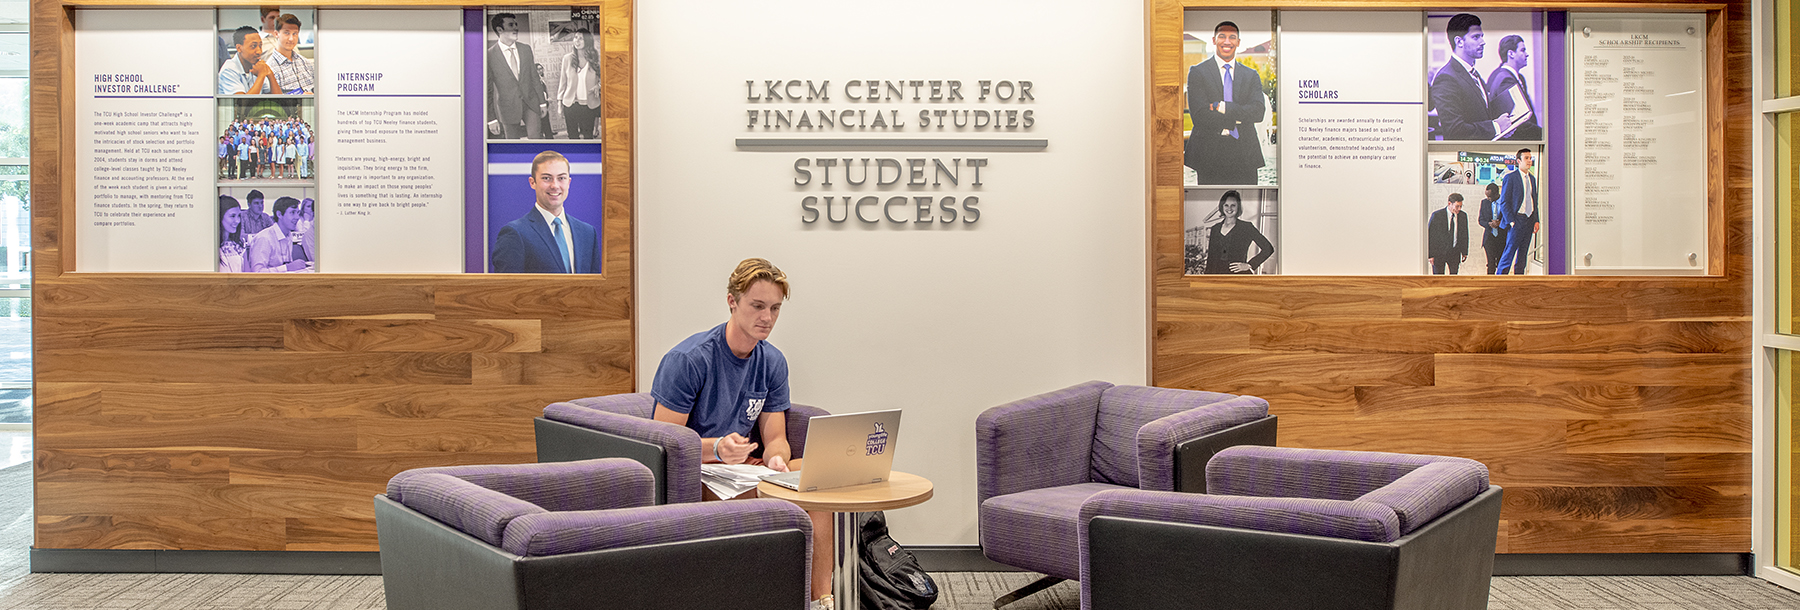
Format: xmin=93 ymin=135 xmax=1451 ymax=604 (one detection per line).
xmin=4 ymin=462 xmax=1800 ymax=609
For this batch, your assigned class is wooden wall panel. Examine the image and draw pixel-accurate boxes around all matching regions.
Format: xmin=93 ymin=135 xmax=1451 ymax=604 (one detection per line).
xmin=1154 ymin=0 xmax=1753 ymax=553
xmin=32 ymin=0 xmax=637 ymax=552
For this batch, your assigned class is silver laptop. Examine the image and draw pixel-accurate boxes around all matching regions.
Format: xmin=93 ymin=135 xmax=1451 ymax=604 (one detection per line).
xmin=761 ymin=409 xmax=902 ymax=492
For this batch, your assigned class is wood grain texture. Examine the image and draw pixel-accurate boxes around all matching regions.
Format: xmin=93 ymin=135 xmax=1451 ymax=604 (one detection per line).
xmin=1155 ymin=1 xmax=1751 ymax=555
xmin=284 ymin=319 xmax=542 ymax=353
xmin=31 ymin=0 xmax=638 ymax=552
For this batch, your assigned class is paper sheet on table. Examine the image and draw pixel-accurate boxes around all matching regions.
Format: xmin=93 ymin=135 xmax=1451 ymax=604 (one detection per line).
xmin=700 ymin=463 xmax=781 ymax=498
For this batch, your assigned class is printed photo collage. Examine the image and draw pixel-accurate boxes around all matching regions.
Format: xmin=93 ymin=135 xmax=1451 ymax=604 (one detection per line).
xmin=211 ymin=6 xmax=607 ymax=274
xmin=1181 ymin=10 xmax=1548 ymax=276
xmin=215 ymin=7 xmax=318 ymax=273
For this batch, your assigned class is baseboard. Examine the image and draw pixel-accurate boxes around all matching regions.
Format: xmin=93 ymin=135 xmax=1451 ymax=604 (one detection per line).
xmin=30 ymin=546 xmax=1749 ymax=577
xmin=911 ymin=546 xmax=1749 ymax=576
xmin=1494 ymin=553 xmax=1749 ymax=576
xmin=30 ymin=549 xmax=382 ymax=575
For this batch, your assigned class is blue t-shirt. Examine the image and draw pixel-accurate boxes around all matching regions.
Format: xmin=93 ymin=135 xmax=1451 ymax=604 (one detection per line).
xmin=651 ymin=322 xmax=790 ymax=440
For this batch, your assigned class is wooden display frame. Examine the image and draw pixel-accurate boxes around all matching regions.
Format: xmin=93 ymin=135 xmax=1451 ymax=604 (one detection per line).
xmin=28 ymin=0 xmax=636 ymax=554
xmin=1149 ymin=0 xmax=1752 ymax=555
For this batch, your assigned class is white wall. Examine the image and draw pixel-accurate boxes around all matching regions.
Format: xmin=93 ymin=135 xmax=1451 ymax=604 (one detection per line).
xmin=637 ymin=0 xmax=1148 ymax=544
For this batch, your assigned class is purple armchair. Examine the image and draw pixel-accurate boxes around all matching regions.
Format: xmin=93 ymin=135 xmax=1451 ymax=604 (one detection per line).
xmin=534 ymin=392 xmax=829 ymax=504
xmin=976 ymin=381 xmax=1276 ymax=607
xmin=375 ymin=458 xmax=813 ymax=610
xmin=1080 ymin=446 xmax=1503 ymax=610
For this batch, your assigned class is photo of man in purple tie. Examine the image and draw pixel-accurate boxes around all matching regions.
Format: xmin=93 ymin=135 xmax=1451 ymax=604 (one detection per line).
xmin=1184 ymin=17 xmax=1271 ymax=187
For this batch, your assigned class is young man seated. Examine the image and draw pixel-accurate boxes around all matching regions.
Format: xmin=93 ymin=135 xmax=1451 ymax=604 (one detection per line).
xmin=650 ymin=258 xmax=836 ymax=610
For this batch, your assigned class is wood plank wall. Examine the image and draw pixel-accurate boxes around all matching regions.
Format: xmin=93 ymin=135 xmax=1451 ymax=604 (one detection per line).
xmin=1152 ymin=0 xmax=1753 ymax=553
xmin=29 ymin=0 xmax=635 ymax=552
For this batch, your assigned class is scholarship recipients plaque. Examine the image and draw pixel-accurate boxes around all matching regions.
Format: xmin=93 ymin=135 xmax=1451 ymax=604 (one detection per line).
xmin=1569 ymin=13 xmax=1707 ymax=274
xmin=316 ymin=9 xmax=465 ymax=273
xmin=75 ymin=9 xmax=219 ymax=272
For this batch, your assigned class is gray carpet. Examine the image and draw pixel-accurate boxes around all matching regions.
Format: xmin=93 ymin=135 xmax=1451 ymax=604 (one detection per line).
xmin=3 ymin=462 xmax=1800 ymax=609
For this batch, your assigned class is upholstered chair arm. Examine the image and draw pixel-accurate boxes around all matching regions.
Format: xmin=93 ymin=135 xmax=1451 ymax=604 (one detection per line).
xmin=1134 ymin=395 xmax=1271 ymax=492
xmin=543 ymin=403 xmax=702 ymax=502
xmin=779 ymin=403 xmax=830 ymax=460
xmin=1079 ymin=488 xmax=1402 ymax=546
xmin=976 ymin=381 xmax=1109 ymax=503
xmin=500 ymin=499 xmax=813 ymax=583
xmin=390 ymin=473 xmax=547 ymax=548
xmin=560 ymin=392 xmax=658 ymax=418
xmin=389 ymin=458 xmax=656 ymax=514
xmin=1205 ymin=445 xmax=1488 ymax=501
xmin=1354 ymin=460 xmax=1490 ymax=535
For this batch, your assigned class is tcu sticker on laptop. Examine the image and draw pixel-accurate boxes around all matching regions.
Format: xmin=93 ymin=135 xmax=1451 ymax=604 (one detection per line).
xmin=866 ymin=422 xmax=890 ymax=456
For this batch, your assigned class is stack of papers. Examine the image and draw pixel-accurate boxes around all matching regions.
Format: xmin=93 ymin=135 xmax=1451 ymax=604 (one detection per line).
xmin=700 ymin=463 xmax=781 ymax=499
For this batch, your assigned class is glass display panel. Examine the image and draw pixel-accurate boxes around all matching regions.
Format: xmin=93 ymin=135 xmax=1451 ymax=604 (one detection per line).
xmin=1782 ymin=0 xmax=1798 ymax=98
xmin=1780 ymin=350 xmax=1800 ymax=572
xmin=1781 ymin=113 xmax=1799 ymax=334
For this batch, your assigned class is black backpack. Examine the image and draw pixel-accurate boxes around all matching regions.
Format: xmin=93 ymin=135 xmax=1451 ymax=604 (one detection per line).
xmin=855 ymin=511 xmax=938 ymax=610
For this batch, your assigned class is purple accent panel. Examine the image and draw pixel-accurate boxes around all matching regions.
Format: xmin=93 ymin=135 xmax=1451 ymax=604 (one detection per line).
xmin=1135 ymin=395 xmax=1270 ymax=492
xmin=543 ymin=401 xmax=704 ymax=504
xmin=1206 ymin=446 xmax=1487 ymax=501
xmin=975 ymin=381 xmax=1109 ymax=503
xmin=1356 ymin=461 xmax=1490 ymax=534
xmin=1548 ymin=10 xmax=1569 ymax=274
xmin=501 ymin=498 xmax=812 ymax=569
xmin=464 ymin=8 xmax=486 ymax=273
xmin=387 ymin=458 xmax=655 ymax=513
xmin=1090 ymin=385 xmax=1243 ymax=488
xmin=979 ymin=482 xmax=1121 ymax=579
xmin=393 ymin=473 xmax=547 ymax=547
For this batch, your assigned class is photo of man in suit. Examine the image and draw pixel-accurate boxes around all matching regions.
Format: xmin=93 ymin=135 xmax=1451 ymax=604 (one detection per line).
xmin=1428 ymin=193 xmax=1470 ymax=275
xmin=1496 ymin=148 xmax=1539 ymax=275
xmin=486 ymin=12 xmax=548 ymax=140
xmin=1429 ymin=13 xmax=1510 ymax=141
xmin=1486 ymin=34 xmax=1541 ymax=141
xmin=1185 ymin=20 xmax=1266 ymax=186
xmin=1477 ymin=182 xmax=1506 ymax=274
xmin=490 ymin=150 xmax=602 ymax=273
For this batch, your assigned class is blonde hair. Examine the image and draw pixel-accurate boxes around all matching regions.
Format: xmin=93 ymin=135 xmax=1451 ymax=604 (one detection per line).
xmin=530 ymin=150 xmax=569 ymax=176
xmin=728 ymin=258 xmax=790 ymax=299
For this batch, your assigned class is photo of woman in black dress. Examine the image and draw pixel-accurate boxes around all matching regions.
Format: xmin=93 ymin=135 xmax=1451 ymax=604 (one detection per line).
xmin=1203 ymin=189 xmax=1274 ymax=274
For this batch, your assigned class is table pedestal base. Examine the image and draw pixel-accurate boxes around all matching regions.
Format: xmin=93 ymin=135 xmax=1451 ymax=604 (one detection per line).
xmin=834 ymin=511 xmax=861 ymax=610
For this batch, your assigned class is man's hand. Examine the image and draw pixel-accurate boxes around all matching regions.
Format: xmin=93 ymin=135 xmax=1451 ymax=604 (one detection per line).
xmin=715 ymin=433 xmax=758 ymax=464
xmin=766 ymin=455 xmax=789 ymax=472
xmin=487 ymin=120 xmax=502 ymax=135
xmin=1494 ymin=113 xmax=1514 ymax=136
xmin=251 ymin=59 xmax=274 ymax=78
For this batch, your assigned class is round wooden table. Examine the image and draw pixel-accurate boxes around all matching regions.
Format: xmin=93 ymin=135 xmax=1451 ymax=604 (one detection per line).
xmin=759 ymin=471 xmax=933 ymax=610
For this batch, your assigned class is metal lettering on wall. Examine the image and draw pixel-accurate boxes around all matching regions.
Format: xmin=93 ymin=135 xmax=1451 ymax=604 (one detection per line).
xmin=735 ymin=78 xmax=1046 ymax=226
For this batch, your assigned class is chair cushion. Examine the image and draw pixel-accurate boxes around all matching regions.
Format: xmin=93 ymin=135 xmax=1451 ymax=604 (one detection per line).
xmin=392 ymin=473 xmax=547 ymax=547
xmin=1091 ymin=385 xmax=1240 ymax=488
xmin=981 ymin=482 xmax=1122 ymax=579
xmin=1356 ymin=461 xmax=1490 ymax=534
